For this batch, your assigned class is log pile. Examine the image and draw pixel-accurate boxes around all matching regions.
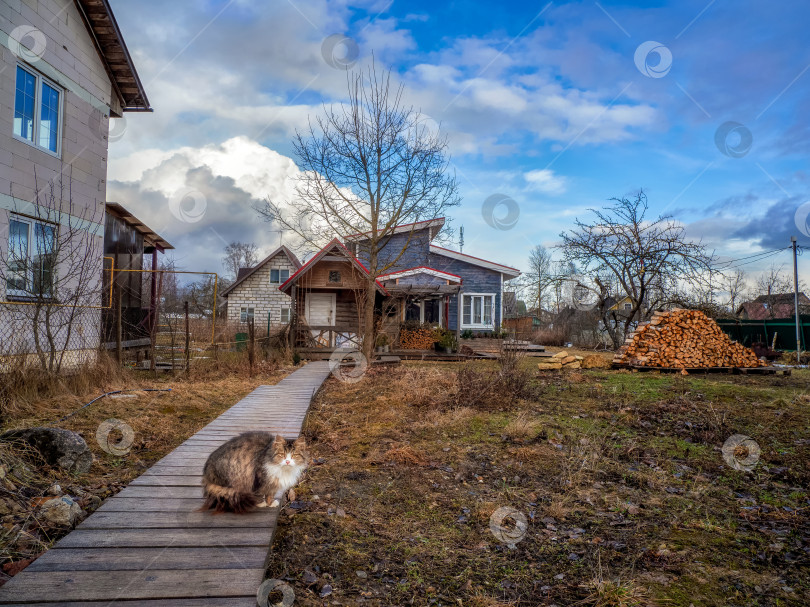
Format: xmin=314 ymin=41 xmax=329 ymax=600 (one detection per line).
xmin=399 ymin=327 xmax=437 ymax=350
xmin=538 ymin=351 xmax=584 ymax=370
xmin=613 ymin=309 xmax=764 ymax=369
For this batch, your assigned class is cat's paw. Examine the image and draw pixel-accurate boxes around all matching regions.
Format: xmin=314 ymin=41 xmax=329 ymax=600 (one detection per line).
xmin=269 ymin=499 xmax=280 ymax=508
xmin=256 ymin=500 xmax=268 ymax=508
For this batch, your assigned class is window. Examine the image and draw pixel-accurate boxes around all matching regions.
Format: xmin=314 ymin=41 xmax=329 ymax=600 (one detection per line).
xmin=6 ymin=216 xmax=56 ymax=298
xmin=461 ymin=294 xmax=494 ymax=328
xmin=240 ymin=307 xmax=255 ymax=323
xmin=623 ymin=303 xmax=632 ymax=311
xmin=280 ymin=306 xmax=291 ymax=323
xmin=329 ymin=270 xmax=341 ymax=283
xmin=14 ymin=65 xmax=62 ymax=154
xmin=270 ymin=268 xmax=289 ymax=284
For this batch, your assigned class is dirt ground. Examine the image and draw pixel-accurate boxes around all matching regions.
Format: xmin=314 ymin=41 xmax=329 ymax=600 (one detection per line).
xmin=267 ymin=358 xmax=810 ymax=606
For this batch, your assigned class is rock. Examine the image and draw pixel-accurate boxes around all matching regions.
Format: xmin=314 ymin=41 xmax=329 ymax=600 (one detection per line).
xmin=356 ymin=570 xmax=367 ymax=579
xmin=40 ymin=496 xmax=84 ymax=527
xmin=303 ymin=570 xmax=318 ymax=585
xmin=537 ymin=362 xmax=563 ymax=370
xmin=1 ymin=428 xmax=92 ymax=474
xmin=47 ymin=484 xmax=62 ymax=496
xmin=319 ymin=583 xmax=333 ymax=597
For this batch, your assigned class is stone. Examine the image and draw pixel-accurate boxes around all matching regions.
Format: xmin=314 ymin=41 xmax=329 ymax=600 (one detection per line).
xmin=1 ymin=427 xmax=92 ymax=474
xmin=40 ymin=496 xmax=84 ymax=527
xmin=537 ymin=362 xmax=563 ymax=370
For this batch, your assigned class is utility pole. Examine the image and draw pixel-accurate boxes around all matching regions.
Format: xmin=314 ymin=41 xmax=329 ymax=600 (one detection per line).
xmin=792 ymin=236 xmax=801 ymax=363
xmin=459 ymin=226 xmax=464 ymax=253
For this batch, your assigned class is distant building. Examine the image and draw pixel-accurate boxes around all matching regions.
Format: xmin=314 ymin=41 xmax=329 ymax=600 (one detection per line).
xmin=220 ymin=246 xmax=301 ymax=329
xmin=736 ymin=292 xmax=810 ymax=320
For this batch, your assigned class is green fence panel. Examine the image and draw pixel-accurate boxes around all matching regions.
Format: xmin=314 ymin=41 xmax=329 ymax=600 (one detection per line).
xmin=716 ymin=315 xmax=810 ymax=351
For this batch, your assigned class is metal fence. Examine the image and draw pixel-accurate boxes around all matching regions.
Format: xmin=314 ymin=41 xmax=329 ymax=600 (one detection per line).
xmin=716 ymin=316 xmax=810 ymax=351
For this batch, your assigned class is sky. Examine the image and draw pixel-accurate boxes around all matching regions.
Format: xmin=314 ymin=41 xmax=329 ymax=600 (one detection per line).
xmin=105 ymin=0 xmax=810 ymax=291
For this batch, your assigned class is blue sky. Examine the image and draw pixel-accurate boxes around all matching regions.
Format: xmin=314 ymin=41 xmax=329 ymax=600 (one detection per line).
xmin=106 ymin=0 xmax=810 ymax=289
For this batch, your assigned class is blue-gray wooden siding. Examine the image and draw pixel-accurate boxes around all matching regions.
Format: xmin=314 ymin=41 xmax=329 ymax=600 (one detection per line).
xmin=355 ymin=227 xmax=506 ymax=331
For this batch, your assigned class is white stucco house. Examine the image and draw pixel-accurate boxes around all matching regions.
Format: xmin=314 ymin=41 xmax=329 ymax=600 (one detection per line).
xmin=0 ymin=0 xmax=150 ymax=371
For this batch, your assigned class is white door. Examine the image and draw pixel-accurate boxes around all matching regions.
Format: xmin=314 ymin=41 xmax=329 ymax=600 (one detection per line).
xmin=305 ymin=293 xmax=336 ymax=326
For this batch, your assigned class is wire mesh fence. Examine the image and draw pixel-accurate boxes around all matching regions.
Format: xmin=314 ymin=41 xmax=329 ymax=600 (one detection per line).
xmin=0 ymin=263 xmax=293 ymax=378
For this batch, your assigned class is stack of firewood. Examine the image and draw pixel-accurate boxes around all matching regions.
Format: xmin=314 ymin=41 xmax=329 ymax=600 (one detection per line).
xmin=613 ymin=309 xmax=764 ymax=369
xmin=399 ymin=327 xmax=437 ymax=350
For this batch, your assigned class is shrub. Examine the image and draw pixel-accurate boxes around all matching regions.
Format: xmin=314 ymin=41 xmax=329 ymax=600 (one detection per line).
xmin=460 ymin=329 xmax=474 ymax=340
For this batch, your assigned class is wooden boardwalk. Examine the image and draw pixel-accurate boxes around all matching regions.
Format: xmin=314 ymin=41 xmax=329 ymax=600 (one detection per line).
xmin=0 ymin=361 xmax=333 ymax=606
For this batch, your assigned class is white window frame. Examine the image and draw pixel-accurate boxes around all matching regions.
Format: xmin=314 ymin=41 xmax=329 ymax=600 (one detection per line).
xmin=13 ymin=64 xmax=63 ymax=157
xmin=461 ymin=293 xmax=495 ymax=329
xmin=280 ymin=306 xmax=291 ymax=324
xmin=5 ymin=214 xmax=57 ymax=299
xmin=270 ymin=268 xmax=289 ymax=285
xmin=240 ymin=307 xmax=255 ymax=323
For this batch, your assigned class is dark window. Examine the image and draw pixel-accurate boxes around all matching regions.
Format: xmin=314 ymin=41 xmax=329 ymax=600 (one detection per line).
xmin=329 ymin=270 xmax=341 ymax=283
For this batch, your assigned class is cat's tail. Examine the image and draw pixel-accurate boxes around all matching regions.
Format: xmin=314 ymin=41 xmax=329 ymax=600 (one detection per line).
xmin=201 ymin=482 xmax=258 ymax=514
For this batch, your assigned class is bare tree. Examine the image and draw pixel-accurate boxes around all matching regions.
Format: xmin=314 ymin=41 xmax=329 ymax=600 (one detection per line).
xmin=257 ymin=61 xmax=460 ymax=359
xmin=222 ymin=242 xmax=260 ymax=281
xmin=723 ymin=269 xmax=748 ymax=315
xmin=558 ymin=191 xmax=717 ymax=348
xmin=0 ymin=170 xmax=105 ymax=374
xmin=523 ymin=245 xmax=554 ymax=313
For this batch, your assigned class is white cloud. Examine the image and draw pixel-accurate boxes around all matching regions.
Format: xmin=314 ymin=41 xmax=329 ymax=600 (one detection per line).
xmin=524 ymin=169 xmax=568 ymax=195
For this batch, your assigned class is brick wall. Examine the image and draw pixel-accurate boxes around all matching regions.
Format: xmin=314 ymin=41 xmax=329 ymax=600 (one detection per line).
xmin=225 ymin=254 xmax=297 ymax=331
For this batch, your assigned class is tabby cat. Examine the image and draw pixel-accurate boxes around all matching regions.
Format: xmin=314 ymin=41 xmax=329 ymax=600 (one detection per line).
xmin=201 ymin=432 xmax=309 ymax=513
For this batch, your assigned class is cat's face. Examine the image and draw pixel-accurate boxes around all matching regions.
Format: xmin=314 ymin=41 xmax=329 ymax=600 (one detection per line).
xmin=270 ymin=435 xmax=310 ymax=468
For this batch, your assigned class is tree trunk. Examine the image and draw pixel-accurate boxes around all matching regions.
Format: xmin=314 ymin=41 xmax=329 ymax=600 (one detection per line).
xmin=363 ymin=278 xmax=376 ymax=361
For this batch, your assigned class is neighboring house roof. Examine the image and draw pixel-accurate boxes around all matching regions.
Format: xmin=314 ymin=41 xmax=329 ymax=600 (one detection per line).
xmin=105 ymin=203 xmax=173 ymax=251
xmin=345 ymin=217 xmax=446 ymax=242
xmin=378 ymin=266 xmax=462 ymax=283
xmin=279 ymin=239 xmax=388 ymax=295
xmin=74 ymin=0 xmax=151 ymax=112
xmin=429 ymin=245 xmax=521 ymax=278
xmin=735 ymin=292 xmax=810 ymax=320
xmin=220 ymin=245 xmax=301 ymax=297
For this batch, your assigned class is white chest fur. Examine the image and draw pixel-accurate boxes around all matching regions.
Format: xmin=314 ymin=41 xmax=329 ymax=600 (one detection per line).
xmin=263 ymin=461 xmax=305 ymax=492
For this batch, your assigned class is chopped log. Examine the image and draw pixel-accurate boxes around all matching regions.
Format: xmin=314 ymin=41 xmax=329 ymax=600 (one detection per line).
xmin=613 ymin=309 xmax=764 ymax=369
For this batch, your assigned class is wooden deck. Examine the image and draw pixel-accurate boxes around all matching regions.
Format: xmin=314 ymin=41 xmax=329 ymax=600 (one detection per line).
xmin=0 ymin=361 xmax=333 ymax=606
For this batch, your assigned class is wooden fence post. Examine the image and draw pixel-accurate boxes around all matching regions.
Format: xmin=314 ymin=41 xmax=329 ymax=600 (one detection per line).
xmin=185 ymin=301 xmax=190 ymax=376
xmin=248 ymin=317 xmax=255 ymax=376
xmin=115 ymin=284 xmax=122 ymax=363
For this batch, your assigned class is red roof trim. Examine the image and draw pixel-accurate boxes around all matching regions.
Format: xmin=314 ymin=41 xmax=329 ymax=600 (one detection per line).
xmin=378 ymin=266 xmax=463 ymax=280
xmin=429 ymin=245 xmax=520 ymax=272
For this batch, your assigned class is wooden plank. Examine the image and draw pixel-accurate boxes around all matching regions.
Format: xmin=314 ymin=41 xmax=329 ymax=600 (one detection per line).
xmin=130 ymin=475 xmax=202 ymax=486
xmin=96 ymin=498 xmax=202 ymax=513
xmin=0 ymin=569 xmax=264 ymax=601
xmin=55 ymin=528 xmax=272 ymax=548
xmin=0 ymin=600 xmax=254 ymax=607
xmin=113 ymin=485 xmax=203 ymax=499
xmin=26 ymin=546 xmax=267 ymax=572
xmin=77 ymin=510 xmax=275 ymax=530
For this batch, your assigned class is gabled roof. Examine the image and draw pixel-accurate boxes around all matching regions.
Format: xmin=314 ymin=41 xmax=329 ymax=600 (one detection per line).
xmin=105 ymin=203 xmax=172 ymax=251
xmin=279 ymin=239 xmax=388 ymax=295
xmin=378 ymin=266 xmax=462 ymax=283
xmin=429 ymin=245 xmax=521 ymax=278
xmin=220 ymin=245 xmax=301 ymax=297
xmin=345 ymin=217 xmax=445 ymax=242
xmin=74 ymin=0 xmax=151 ymax=112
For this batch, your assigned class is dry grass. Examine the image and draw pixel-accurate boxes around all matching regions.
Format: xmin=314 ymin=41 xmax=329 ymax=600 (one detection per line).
xmin=267 ymin=361 xmax=810 ymax=607
xmin=502 ymin=410 xmax=542 ymax=442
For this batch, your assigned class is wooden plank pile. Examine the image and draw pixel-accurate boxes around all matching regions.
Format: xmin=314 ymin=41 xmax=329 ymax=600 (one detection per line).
xmin=613 ymin=309 xmax=764 ymax=369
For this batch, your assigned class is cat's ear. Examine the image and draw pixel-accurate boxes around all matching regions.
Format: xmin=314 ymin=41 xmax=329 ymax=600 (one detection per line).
xmin=293 ymin=436 xmax=307 ymax=449
xmin=272 ymin=435 xmax=286 ymax=452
